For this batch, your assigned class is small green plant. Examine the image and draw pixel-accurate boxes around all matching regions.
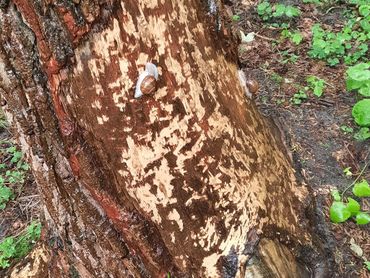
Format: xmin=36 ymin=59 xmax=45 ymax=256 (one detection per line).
xmin=329 ymin=179 xmax=370 ymax=224
xmin=309 ymin=24 xmax=348 ymax=66
xmin=307 ymin=76 xmax=325 ymax=97
xmin=257 ymin=1 xmax=300 ymax=21
xmin=346 ymin=63 xmax=370 ymax=97
xmin=346 ymin=63 xmax=370 ymax=141
xmin=340 ymin=125 xmax=354 ymax=134
xmin=291 ymin=88 xmax=308 ymax=105
xmin=231 ymin=15 xmax=241 ymax=21
xmin=0 ymin=143 xmax=29 ymax=209
xmin=330 ymin=159 xmax=370 ymax=226
xmin=0 ymin=181 xmax=12 ymax=209
xmin=280 ymin=50 xmax=299 ymax=64
xmin=273 ymin=4 xmax=300 ymax=18
xmin=354 ymin=127 xmax=370 ymax=141
xmin=257 ymin=1 xmax=273 ymax=21
xmin=0 ymin=221 xmax=41 ymax=268
xmin=352 ymin=99 xmax=370 ymax=127
xmin=270 ymin=72 xmax=284 ymax=84
xmin=343 ymin=167 xmax=353 ymax=177
xmin=309 ymin=4 xmax=369 ymax=66
xmin=281 ymin=29 xmax=303 ymax=45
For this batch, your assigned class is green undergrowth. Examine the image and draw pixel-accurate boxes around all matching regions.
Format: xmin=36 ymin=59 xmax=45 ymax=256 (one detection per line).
xmin=0 ymin=143 xmax=29 ymax=209
xmin=0 ymin=111 xmax=39 ymax=270
xmin=0 ymin=221 xmax=41 ymax=269
xmin=253 ymin=2 xmax=370 ymax=270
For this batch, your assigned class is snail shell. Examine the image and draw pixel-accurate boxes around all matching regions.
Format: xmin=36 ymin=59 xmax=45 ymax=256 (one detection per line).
xmin=140 ymin=75 xmax=157 ymax=95
xmin=134 ymin=62 xmax=159 ymax=98
xmin=246 ymin=79 xmax=259 ymax=94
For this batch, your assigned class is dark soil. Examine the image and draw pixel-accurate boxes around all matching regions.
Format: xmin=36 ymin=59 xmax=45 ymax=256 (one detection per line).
xmin=229 ymin=0 xmax=370 ymax=277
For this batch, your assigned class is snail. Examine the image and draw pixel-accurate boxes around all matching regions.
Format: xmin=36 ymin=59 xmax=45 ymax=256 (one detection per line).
xmin=238 ymin=70 xmax=260 ymax=99
xmin=246 ymin=79 xmax=259 ymax=94
xmin=134 ymin=62 xmax=159 ymax=98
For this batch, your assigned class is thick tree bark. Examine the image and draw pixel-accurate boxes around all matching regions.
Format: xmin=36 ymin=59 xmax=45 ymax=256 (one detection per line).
xmin=0 ymin=0 xmax=328 ymax=277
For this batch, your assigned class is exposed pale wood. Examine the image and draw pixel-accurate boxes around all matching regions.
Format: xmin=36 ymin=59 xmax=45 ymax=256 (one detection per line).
xmin=0 ymin=0 xmax=328 ymax=277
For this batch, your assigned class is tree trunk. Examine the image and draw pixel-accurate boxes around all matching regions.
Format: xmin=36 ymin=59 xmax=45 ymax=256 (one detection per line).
xmin=0 ymin=0 xmax=328 ymax=277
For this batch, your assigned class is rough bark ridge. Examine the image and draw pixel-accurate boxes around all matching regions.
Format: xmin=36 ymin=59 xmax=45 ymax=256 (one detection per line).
xmin=0 ymin=0 xmax=324 ymax=277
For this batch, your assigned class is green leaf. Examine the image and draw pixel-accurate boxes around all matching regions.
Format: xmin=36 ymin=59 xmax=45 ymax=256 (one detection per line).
xmin=285 ymin=6 xmax=300 ymax=17
xmin=307 ymin=76 xmax=325 ymax=97
xmin=0 ymin=237 xmax=16 ymax=269
xmin=343 ymin=167 xmax=353 ymax=176
xmin=347 ymin=63 xmax=370 ymax=81
xmin=0 ymin=186 xmax=12 ymax=209
xmin=356 ymin=212 xmax=370 ymax=225
xmin=353 ymin=180 xmax=370 ymax=197
xmin=291 ymin=32 xmax=303 ymax=45
xmin=340 ymin=126 xmax=354 ymax=134
xmin=359 ymin=5 xmax=370 ymax=17
xmin=331 ymin=190 xmax=341 ymax=201
xmin=347 ymin=198 xmax=360 ymax=216
xmin=327 ymin=58 xmax=340 ymax=66
xmin=359 ymin=84 xmax=370 ymax=97
xmin=354 ymin=127 xmax=370 ymax=141
xmin=347 ymin=78 xmax=368 ymax=92
xmin=231 ymin=15 xmax=241 ymax=21
xmin=330 ymin=201 xmax=351 ymax=223
xmin=352 ymin=99 xmax=370 ymax=127
xmin=273 ymin=4 xmax=286 ymax=17
xmin=6 ymin=146 xmax=16 ymax=154
xmin=365 ymin=261 xmax=370 ymax=271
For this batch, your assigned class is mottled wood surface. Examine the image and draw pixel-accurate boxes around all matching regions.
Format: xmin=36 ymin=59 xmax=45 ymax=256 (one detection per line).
xmin=0 ymin=1 xmax=324 ymax=277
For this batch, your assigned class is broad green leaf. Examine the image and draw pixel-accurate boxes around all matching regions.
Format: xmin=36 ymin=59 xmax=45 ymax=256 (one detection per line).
xmin=347 ymin=76 xmax=365 ymax=91
xmin=359 ymin=5 xmax=370 ymax=17
xmin=353 ymin=180 xmax=370 ymax=197
xmin=347 ymin=63 xmax=370 ymax=81
xmin=359 ymin=84 xmax=370 ymax=97
xmin=356 ymin=212 xmax=370 ymax=225
xmin=331 ymin=190 xmax=341 ymax=201
xmin=347 ymin=198 xmax=360 ymax=216
xmin=365 ymin=261 xmax=370 ymax=271
xmin=352 ymin=99 xmax=370 ymax=127
xmin=329 ymin=201 xmax=351 ymax=223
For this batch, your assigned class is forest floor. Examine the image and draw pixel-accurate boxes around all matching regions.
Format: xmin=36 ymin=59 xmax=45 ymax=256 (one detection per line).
xmin=0 ymin=113 xmax=40 ymax=275
xmin=230 ymin=0 xmax=370 ymax=277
